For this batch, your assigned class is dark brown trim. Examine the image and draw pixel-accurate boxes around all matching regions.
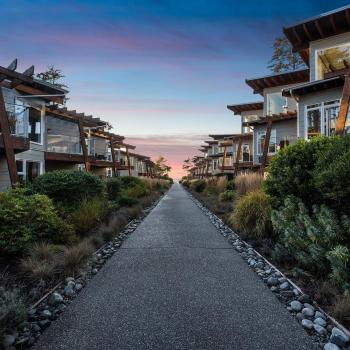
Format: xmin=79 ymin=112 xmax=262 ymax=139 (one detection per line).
xmin=78 ymin=119 xmax=90 ymax=171
xmin=234 ymin=137 xmax=243 ymax=176
xmin=336 ymin=74 xmax=350 ymax=135
xmin=260 ymin=118 xmax=273 ymax=173
xmin=0 ymin=88 xmax=19 ymax=185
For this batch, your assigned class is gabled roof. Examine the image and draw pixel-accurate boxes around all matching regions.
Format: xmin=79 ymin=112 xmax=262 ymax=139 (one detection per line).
xmin=284 ymin=6 xmax=350 ymax=54
xmin=282 ymin=75 xmax=345 ymax=97
xmin=227 ymin=102 xmax=264 ymax=115
xmin=246 ymin=69 xmax=309 ymax=95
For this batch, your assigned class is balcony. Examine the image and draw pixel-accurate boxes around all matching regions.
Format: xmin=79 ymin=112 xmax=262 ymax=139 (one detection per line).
xmin=0 ymin=134 xmax=30 ymax=153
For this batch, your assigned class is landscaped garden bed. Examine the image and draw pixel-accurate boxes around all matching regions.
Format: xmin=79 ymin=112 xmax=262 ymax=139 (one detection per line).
xmin=181 ymin=135 xmax=350 ymax=349
xmin=0 ymin=170 xmax=171 ymax=348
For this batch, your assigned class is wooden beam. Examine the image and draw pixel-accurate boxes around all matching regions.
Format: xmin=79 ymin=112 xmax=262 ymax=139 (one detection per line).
xmin=234 ymin=137 xmax=243 ymax=176
xmin=260 ymin=118 xmax=273 ymax=173
xmin=78 ymin=119 xmax=90 ymax=171
xmin=16 ymin=85 xmax=64 ymax=104
xmin=0 ymin=89 xmax=19 ymax=185
xmin=126 ymin=146 xmax=131 ymax=176
xmin=221 ymin=145 xmax=227 ymax=171
xmin=109 ymin=137 xmax=117 ymax=176
xmin=315 ymin=20 xmax=324 ymax=38
xmin=336 ymin=74 xmax=350 ymax=135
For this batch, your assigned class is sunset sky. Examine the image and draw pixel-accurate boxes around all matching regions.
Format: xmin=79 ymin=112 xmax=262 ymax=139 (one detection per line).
xmin=1 ymin=0 xmax=349 ymax=178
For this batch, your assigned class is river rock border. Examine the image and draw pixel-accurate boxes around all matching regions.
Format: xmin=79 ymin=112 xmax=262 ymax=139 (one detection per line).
xmin=2 ymin=193 xmax=165 ymax=350
xmin=187 ymin=191 xmax=350 ymax=350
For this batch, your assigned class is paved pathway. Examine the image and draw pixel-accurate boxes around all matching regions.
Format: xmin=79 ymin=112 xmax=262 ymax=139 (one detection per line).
xmin=34 ymin=183 xmax=316 ymax=350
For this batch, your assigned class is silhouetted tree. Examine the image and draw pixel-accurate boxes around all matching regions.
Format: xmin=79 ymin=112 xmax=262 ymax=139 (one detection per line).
xmin=268 ymin=37 xmax=305 ymax=73
xmin=36 ymin=65 xmax=68 ymax=89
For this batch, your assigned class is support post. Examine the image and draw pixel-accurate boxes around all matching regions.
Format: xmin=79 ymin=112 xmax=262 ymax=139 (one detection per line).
xmin=109 ymin=137 xmax=117 ymax=176
xmin=78 ymin=119 xmax=90 ymax=171
xmin=234 ymin=136 xmax=243 ymax=176
xmin=221 ymin=145 xmax=227 ymax=172
xmin=260 ymin=118 xmax=273 ymax=174
xmin=0 ymin=89 xmax=19 ymax=185
xmin=336 ymin=74 xmax=350 ymax=135
xmin=126 ymin=147 xmax=131 ymax=176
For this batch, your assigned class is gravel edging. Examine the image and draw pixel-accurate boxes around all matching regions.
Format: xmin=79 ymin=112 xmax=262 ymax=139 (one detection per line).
xmin=1 ymin=192 xmax=166 ymax=350
xmin=186 ymin=189 xmax=350 ymax=350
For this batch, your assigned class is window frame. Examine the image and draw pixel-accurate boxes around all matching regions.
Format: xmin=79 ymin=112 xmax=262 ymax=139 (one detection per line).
xmin=315 ymin=43 xmax=350 ymax=80
xmin=256 ymin=129 xmax=277 ymax=156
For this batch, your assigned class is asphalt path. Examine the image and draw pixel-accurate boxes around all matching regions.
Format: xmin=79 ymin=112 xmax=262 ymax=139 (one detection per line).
xmin=34 ymin=183 xmax=317 ymax=350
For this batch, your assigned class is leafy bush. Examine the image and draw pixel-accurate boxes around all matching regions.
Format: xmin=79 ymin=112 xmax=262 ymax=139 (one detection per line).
xmin=264 ymin=137 xmax=337 ymax=208
xmin=272 ymin=196 xmax=350 ymax=287
xmin=313 ymin=135 xmax=350 ymax=214
xmin=118 ymin=195 xmax=139 ymax=207
xmin=235 ymin=173 xmax=263 ymax=197
xmin=0 ymin=287 xmax=26 ymax=338
xmin=31 ymin=170 xmax=104 ymax=205
xmin=181 ymin=180 xmax=190 ymax=188
xmin=190 ymin=179 xmax=206 ymax=193
xmin=0 ymin=188 xmax=75 ymax=255
xmin=106 ymin=177 xmax=122 ymax=200
xmin=229 ymin=191 xmax=272 ymax=240
xmin=124 ymin=184 xmax=149 ymax=198
xmin=218 ymin=190 xmax=235 ymax=202
xmin=226 ymin=179 xmax=235 ymax=191
xmin=119 ymin=176 xmax=144 ymax=190
xmin=69 ymin=197 xmax=109 ymax=233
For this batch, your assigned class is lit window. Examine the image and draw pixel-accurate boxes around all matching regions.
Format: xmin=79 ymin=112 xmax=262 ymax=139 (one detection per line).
xmin=317 ymin=45 xmax=350 ymax=79
xmin=16 ymin=160 xmax=24 ymax=182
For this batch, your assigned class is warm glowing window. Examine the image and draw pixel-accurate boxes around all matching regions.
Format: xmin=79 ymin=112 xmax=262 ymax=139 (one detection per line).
xmin=317 ymin=44 xmax=350 ymax=79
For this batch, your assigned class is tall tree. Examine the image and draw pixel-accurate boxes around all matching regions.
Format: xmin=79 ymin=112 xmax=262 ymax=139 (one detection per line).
xmin=268 ymin=37 xmax=306 ymax=73
xmin=36 ymin=65 xmax=68 ymax=89
xmin=154 ymin=156 xmax=172 ymax=178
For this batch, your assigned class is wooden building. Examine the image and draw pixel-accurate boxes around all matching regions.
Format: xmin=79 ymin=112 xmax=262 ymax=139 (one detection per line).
xmin=0 ymin=59 xmax=155 ymax=191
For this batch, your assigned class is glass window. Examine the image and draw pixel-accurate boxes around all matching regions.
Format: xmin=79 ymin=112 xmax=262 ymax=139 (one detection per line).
xmin=317 ymin=44 xmax=350 ymax=79
xmin=267 ymin=93 xmax=286 ymax=115
xmin=26 ymin=161 xmax=41 ymax=182
xmin=242 ymin=144 xmax=250 ymax=162
xmin=28 ymin=108 xmax=42 ymax=143
xmin=16 ymin=160 xmax=24 ymax=182
xmin=324 ymin=105 xmax=339 ymax=136
xmin=307 ymin=108 xmax=321 ymax=138
xmin=257 ymin=130 xmax=276 ymax=155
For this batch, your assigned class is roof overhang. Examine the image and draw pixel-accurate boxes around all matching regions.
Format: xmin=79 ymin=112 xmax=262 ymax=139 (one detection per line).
xmin=284 ymin=6 xmax=350 ymax=54
xmin=246 ymin=69 xmax=309 ymax=95
xmin=247 ymin=112 xmax=297 ymax=126
xmin=282 ymin=76 xmax=345 ymax=97
xmin=208 ymin=134 xmax=236 ymax=140
xmin=227 ymin=102 xmax=264 ymax=115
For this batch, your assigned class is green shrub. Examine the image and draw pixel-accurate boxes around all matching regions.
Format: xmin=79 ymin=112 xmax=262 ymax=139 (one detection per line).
xmin=226 ymin=179 xmax=235 ymax=191
xmin=31 ymin=170 xmax=104 ymax=205
xmin=0 ymin=287 xmax=26 ymax=338
xmin=264 ymin=137 xmax=338 ymax=208
xmin=190 ymin=179 xmax=206 ymax=193
xmin=106 ymin=177 xmax=122 ymax=200
xmin=218 ymin=190 xmax=235 ymax=202
xmin=119 ymin=176 xmax=144 ymax=190
xmin=229 ymin=191 xmax=272 ymax=240
xmin=313 ymin=135 xmax=350 ymax=214
xmin=69 ymin=197 xmax=109 ymax=233
xmin=181 ymin=180 xmax=190 ymax=188
xmin=124 ymin=184 xmax=149 ymax=198
xmin=118 ymin=195 xmax=139 ymax=207
xmin=271 ymin=196 xmax=350 ymax=285
xmin=0 ymin=188 xmax=75 ymax=255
